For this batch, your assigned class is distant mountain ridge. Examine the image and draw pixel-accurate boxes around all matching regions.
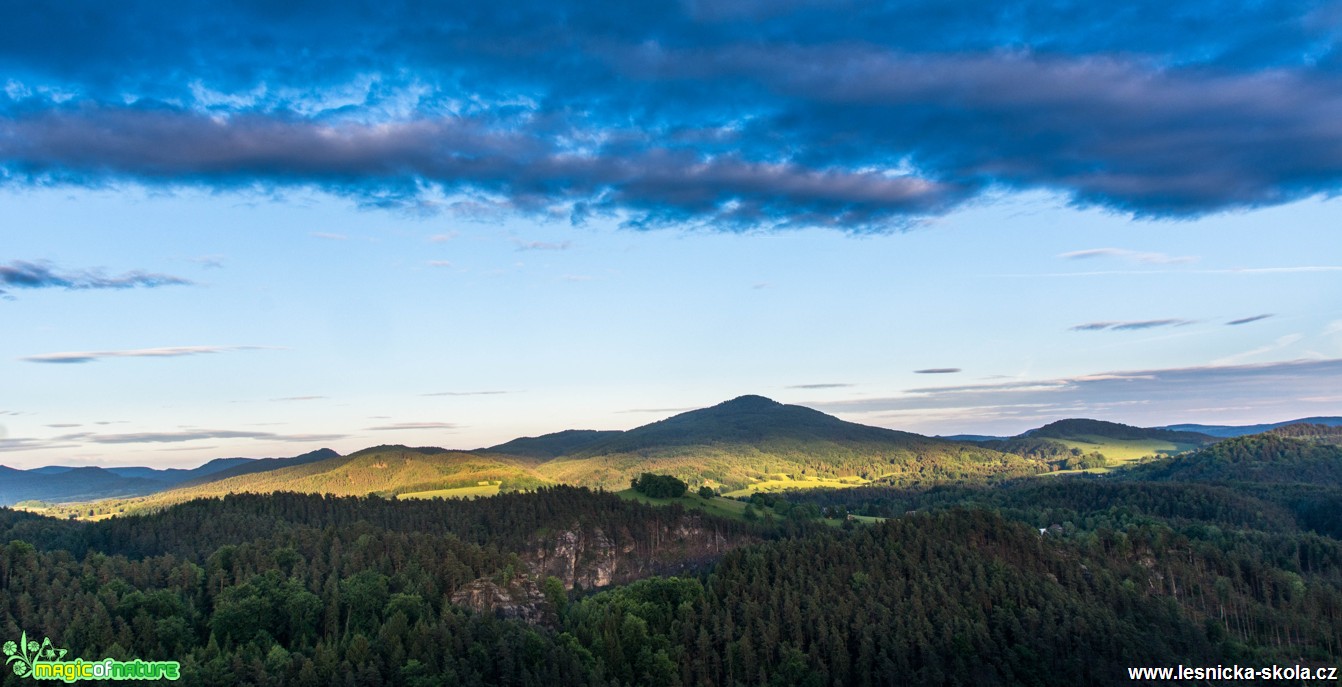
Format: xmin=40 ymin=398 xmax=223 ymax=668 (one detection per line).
xmin=24 ymin=395 xmax=1048 ymax=510
xmin=12 ymin=400 xmax=1342 ymax=509
xmin=1157 ymin=417 xmax=1342 ymax=438
xmin=0 ymin=451 xmax=335 ymax=507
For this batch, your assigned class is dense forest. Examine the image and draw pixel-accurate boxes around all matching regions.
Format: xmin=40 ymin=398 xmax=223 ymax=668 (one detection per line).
xmin=4 ymin=461 xmax=1341 ymax=686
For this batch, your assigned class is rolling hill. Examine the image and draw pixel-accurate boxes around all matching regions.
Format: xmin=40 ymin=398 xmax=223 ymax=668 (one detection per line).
xmin=487 ymin=429 xmax=623 ymax=459
xmin=533 ymin=395 xmax=1045 ymax=490
xmin=968 ymin=418 xmax=1216 ymax=470
xmin=40 ymin=395 xmax=1049 ymax=516
xmin=0 ymin=466 xmax=169 ymax=506
xmin=78 ymin=445 xmax=550 ymax=516
xmin=0 ymin=452 xmax=335 ymax=507
xmin=1120 ymin=432 xmax=1342 ymax=485
xmin=0 ymin=456 xmax=270 ymax=506
xmin=61 ymin=397 xmax=1342 ymax=516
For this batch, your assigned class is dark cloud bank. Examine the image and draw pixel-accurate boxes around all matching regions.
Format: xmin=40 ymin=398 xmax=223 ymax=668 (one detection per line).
xmin=0 ymin=260 xmax=190 ymax=295
xmin=3 ymin=0 xmax=1342 ymax=230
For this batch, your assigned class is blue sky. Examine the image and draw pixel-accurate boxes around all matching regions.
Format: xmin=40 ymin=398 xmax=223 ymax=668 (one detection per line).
xmin=2 ymin=0 xmax=1342 ymax=467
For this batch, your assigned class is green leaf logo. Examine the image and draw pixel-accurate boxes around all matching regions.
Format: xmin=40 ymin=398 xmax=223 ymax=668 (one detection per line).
xmin=4 ymin=631 xmax=68 ymax=678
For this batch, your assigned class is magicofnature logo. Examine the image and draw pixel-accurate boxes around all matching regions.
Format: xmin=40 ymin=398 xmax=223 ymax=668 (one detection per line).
xmin=4 ymin=631 xmax=179 ymax=682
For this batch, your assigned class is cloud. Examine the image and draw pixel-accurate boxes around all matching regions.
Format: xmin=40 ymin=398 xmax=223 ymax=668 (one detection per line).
xmin=1071 ymin=319 xmax=1195 ymax=331
xmin=1211 ymin=333 xmax=1305 ymax=366
xmin=0 ymin=438 xmax=81 ymax=452
xmin=0 ymin=260 xmax=191 ymax=295
xmin=428 ymin=232 xmax=458 ymax=243
xmin=1059 ymin=248 xmax=1197 ymax=265
xmin=21 ymin=345 xmax=272 ymax=364
xmin=786 ymin=383 xmax=854 ymax=389
xmin=426 ymin=260 xmax=454 ymax=268
xmin=809 ymin=358 xmax=1342 ymax=435
xmin=515 ymin=240 xmax=572 ymax=251
xmin=997 ymin=265 xmax=1342 ymax=278
xmin=365 ymin=422 xmax=457 ymax=431
xmin=310 ymin=232 xmax=348 ymax=241
xmin=1227 ymin=314 xmax=1274 ymax=325
xmin=3 ymin=1 xmax=1341 ymax=229
xmin=271 ymin=396 xmax=327 ymax=402
xmin=53 ymin=429 xmax=345 ymax=444
xmin=189 ymin=255 xmax=225 ymax=269
xmin=421 ymin=390 xmax=509 ymax=397
xmin=914 ymin=368 xmax=962 ymax=374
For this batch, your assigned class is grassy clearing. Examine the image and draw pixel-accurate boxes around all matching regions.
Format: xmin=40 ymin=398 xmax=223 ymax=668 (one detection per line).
xmin=616 ymin=489 xmax=750 ymax=521
xmin=821 ymin=514 xmax=886 ymax=527
xmin=397 ymin=482 xmax=501 ymax=500
xmin=721 ymin=475 xmax=868 ymax=498
xmin=1053 ymin=436 xmax=1199 ymax=464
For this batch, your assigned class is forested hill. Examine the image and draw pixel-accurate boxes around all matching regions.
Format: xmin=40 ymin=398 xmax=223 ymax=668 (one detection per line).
xmin=1120 ymin=432 xmax=1342 ymax=485
xmin=79 ymin=446 xmax=552 ymax=516
xmin=4 ymin=486 xmax=1339 ymax=686
xmin=486 ymin=429 xmax=624 ymax=459
xmin=535 ymin=395 xmax=1043 ymax=489
xmin=580 ymin=395 xmax=937 ymax=449
xmin=0 ymin=456 xmax=265 ymax=507
xmin=1024 ymin=418 xmax=1215 ymax=444
xmin=173 ymin=448 xmax=341 ymax=488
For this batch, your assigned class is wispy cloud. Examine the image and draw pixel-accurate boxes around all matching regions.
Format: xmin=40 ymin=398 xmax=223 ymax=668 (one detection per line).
xmin=1071 ymin=319 xmax=1195 ymax=331
xmin=22 ymin=345 xmax=274 ymax=364
xmin=426 ymin=260 xmax=453 ymax=268
xmin=365 ymin=422 xmax=457 ymax=431
xmin=515 ymin=240 xmax=572 ymax=251
xmin=310 ymin=232 xmax=348 ymax=241
xmin=1211 ymin=334 xmax=1305 ymax=366
xmin=0 ymin=438 xmax=81 ymax=452
xmin=0 ymin=260 xmax=191 ymax=296
xmin=271 ymin=396 xmax=327 ymax=402
xmin=1227 ymin=314 xmax=1274 ymax=326
xmin=428 ymin=232 xmax=458 ymax=243
xmin=914 ymin=368 xmax=961 ymax=374
xmin=53 ymin=429 xmax=345 ymax=444
xmin=809 ymin=358 xmax=1342 ymax=435
xmin=421 ymin=390 xmax=509 ymax=397
xmin=188 ymin=255 xmax=225 ymax=269
xmin=1000 ymin=266 xmax=1342 ymax=278
xmin=1060 ymin=248 xmax=1197 ymax=265
xmin=786 ymin=383 xmax=853 ymax=389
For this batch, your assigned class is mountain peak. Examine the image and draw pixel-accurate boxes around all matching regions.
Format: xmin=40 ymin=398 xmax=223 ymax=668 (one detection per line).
xmin=716 ymin=394 xmax=782 ymax=409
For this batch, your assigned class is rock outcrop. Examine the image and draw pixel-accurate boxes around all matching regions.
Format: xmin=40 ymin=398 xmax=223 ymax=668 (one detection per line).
xmin=449 ymin=574 xmax=550 ymax=624
xmin=526 ymin=515 xmax=743 ymax=590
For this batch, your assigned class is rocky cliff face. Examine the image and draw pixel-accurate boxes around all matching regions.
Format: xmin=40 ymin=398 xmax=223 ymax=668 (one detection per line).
xmin=450 ymin=514 xmax=753 ymax=624
xmin=449 ymin=574 xmax=551 ymax=624
xmin=525 ymin=515 xmax=744 ymax=590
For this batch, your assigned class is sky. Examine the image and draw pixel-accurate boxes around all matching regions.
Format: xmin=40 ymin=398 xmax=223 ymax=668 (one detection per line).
xmin=2 ymin=0 xmax=1342 ymax=468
